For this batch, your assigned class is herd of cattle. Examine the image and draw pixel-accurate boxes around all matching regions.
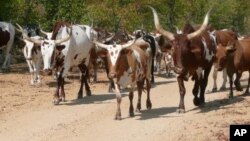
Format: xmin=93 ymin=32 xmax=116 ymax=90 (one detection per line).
xmin=1 ymin=6 xmax=250 ymax=119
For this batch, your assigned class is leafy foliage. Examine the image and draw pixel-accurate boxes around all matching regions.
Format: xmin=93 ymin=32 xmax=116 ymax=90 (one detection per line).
xmin=0 ymin=0 xmax=250 ymax=34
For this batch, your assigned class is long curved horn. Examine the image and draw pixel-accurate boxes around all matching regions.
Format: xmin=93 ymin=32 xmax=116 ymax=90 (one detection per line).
xmin=121 ymin=38 xmax=136 ymax=49
xmin=55 ymin=27 xmax=72 ymax=45
xmin=94 ymin=40 xmax=110 ymax=49
xmin=23 ymin=34 xmax=42 ymax=45
xmin=103 ymin=35 xmax=114 ymax=43
xmin=39 ymin=25 xmax=48 ymax=36
xmin=187 ymin=9 xmax=212 ymax=40
xmin=148 ymin=6 xmax=175 ymax=40
xmin=15 ymin=23 xmax=24 ymax=33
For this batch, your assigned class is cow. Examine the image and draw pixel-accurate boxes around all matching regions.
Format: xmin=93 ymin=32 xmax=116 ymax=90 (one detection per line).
xmin=21 ymin=22 xmax=96 ymax=104
xmin=133 ymin=29 xmax=158 ymax=83
xmin=215 ymin=39 xmax=250 ymax=98
xmin=0 ymin=22 xmax=15 ymax=71
xmin=94 ymin=38 xmax=152 ymax=120
xmin=16 ymin=24 xmax=43 ymax=85
xmin=149 ymin=6 xmax=215 ymax=113
xmin=209 ymin=29 xmax=238 ymax=92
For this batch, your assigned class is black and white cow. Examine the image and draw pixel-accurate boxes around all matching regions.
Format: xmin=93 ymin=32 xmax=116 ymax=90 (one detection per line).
xmin=0 ymin=22 xmax=15 ymax=70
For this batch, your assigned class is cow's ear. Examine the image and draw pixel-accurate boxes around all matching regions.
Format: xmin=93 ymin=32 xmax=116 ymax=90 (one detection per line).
xmin=17 ymin=40 xmax=26 ymax=49
xmin=56 ymin=45 xmax=65 ymax=51
xmin=226 ymin=41 xmax=236 ymax=53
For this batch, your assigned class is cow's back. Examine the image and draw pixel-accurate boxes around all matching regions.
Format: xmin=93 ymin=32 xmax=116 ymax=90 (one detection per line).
xmin=235 ymin=39 xmax=250 ymax=70
xmin=0 ymin=22 xmax=14 ymax=48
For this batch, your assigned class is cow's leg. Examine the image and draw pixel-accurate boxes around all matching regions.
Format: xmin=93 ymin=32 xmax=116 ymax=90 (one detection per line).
xmin=103 ymin=57 xmax=115 ymax=92
xmin=228 ymin=73 xmax=234 ymax=99
xmin=84 ymin=66 xmax=91 ymax=96
xmin=2 ymin=44 xmax=12 ymax=70
xmin=199 ymin=67 xmax=211 ymax=105
xmin=60 ymin=78 xmax=66 ymax=102
xmin=54 ymin=73 xmax=63 ymax=105
xmin=25 ymin=59 xmax=34 ymax=85
xmin=193 ymin=78 xmax=200 ymax=106
xmin=78 ymin=64 xmax=92 ymax=98
xmin=219 ymin=68 xmax=227 ymax=90
xmin=136 ymin=80 xmax=143 ymax=112
xmin=212 ymin=66 xmax=218 ymax=92
xmin=128 ymin=86 xmax=135 ymax=117
xmin=77 ymin=71 xmax=84 ymax=99
xmin=35 ymin=57 xmax=42 ymax=84
xmin=244 ymin=71 xmax=250 ymax=95
xmin=234 ymin=72 xmax=243 ymax=91
xmin=146 ymin=78 xmax=152 ymax=110
xmin=177 ymin=75 xmax=186 ymax=113
xmin=114 ymin=83 xmax=122 ymax=120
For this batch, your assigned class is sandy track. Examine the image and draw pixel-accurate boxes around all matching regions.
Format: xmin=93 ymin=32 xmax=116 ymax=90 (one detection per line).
xmin=1 ymin=63 xmax=250 ymax=141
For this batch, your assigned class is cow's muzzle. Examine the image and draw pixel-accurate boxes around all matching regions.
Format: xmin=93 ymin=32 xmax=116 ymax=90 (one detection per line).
xmin=215 ymin=66 xmax=223 ymax=71
xmin=109 ymin=72 xmax=117 ymax=79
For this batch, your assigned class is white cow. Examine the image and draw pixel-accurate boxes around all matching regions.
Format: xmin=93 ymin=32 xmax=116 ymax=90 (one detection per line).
xmin=0 ymin=22 xmax=15 ymax=70
xmin=16 ymin=24 xmax=43 ymax=85
xmin=23 ymin=36 xmax=43 ymax=85
xmin=22 ymin=23 xmax=96 ymax=104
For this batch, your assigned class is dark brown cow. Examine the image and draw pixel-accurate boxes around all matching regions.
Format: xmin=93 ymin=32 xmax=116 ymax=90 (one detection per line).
xmin=94 ymin=39 xmax=152 ymax=120
xmin=149 ymin=6 xmax=215 ymax=113
xmin=215 ymin=39 xmax=250 ymax=97
xmin=209 ymin=29 xmax=239 ymax=92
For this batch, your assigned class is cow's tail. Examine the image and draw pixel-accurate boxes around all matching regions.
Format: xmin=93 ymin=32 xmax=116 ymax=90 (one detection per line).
xmin=143 ymin=35 xmax=157 ymax=83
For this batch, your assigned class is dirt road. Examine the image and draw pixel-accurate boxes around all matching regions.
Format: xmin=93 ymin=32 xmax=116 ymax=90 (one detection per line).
xmin=0 ymin=63 xmax=250 ymax=141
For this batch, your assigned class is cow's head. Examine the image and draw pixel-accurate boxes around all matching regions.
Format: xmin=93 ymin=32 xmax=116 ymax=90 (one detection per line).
xmin=40 ymin=26 xmax=53 ymax=39
xmin=215 ymin=43 xmax=236 ymax=71
xmin=22 ymin=36 xmax=42 ymax=60
xmin=94 ymin=39 xmax=135 ymax=78
xmin=17 ymin=24 xmax=72 ymax=73
xmin=148 ymin=6 xmax=211 ymax=75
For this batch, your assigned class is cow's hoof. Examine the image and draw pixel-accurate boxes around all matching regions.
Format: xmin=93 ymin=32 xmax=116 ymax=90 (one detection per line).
xmin=77 ymin=95 xmax=83 ymax=99
xmin=135 ymin=108 xmax=141 ymax=113
xmin=212 ymin=88 xmax=218 ymax=92
xmin=86 ymin=91 xmax=92 ymax=96
xmin=228 ymin=94 xmax=234 ymax=99
xmin=193 ymin=97 xmax=201 ymax=106
xmin=146 ymin=100 xmax=152 ymax=110
xmin=219 ymin=86 xmax=226 ymax=91
xmin=108 ymin=89 xmax=114 ymax=93
xmin=129 ymin=112 xmax=135 ymax=117
xmin=53 ymin=99 xmax=60 ymax=105
xmin=136 ymin=104 xmax=141 ymax=112
xmin=236 ymin=86 xmax=243 ymax=91
xmin=243 ymin=92 xmax=250 ymax=96
xmin=115 ymin=116 xmax=122 ymax=120
xmin=176 ymin=108 xmax=185 ymax=113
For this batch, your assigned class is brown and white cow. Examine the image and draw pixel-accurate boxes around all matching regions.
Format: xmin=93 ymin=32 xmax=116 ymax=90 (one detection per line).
xmin=215 ymin=38 xmax=250 ymax=98
xmin=94 ymin=39 xmax=152 ymax=120
xmin=0 ymin=22 xmax=15 ymax=71
xmin=209 ymin=29 xmax=238 ymax=92
xmin=149 ymin=6 xmax=215 ymax=113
